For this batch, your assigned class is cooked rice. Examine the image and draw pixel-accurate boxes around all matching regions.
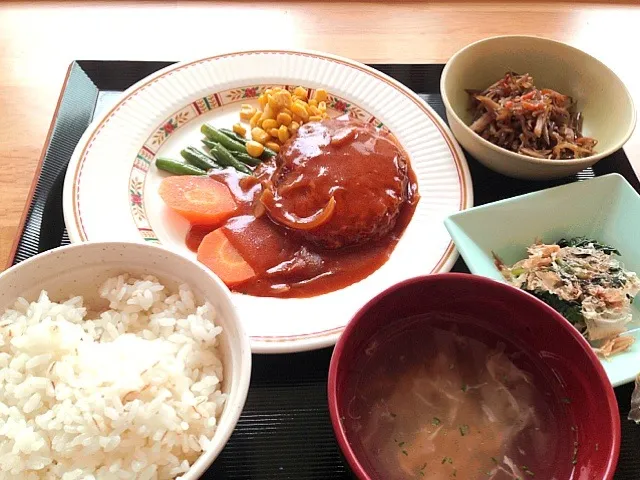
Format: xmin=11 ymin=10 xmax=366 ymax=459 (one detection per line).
xmin=0 ymin=274 xmax=226 ymax=479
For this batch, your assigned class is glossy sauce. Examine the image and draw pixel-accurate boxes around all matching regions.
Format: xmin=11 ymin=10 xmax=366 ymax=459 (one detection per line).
xmin=261 ymin=118 xmax=413 ymax=249
xmin=186 ymin=118 xmax=418 ymax=298
xmin=185 ymin=225 xmax=213 ymax=253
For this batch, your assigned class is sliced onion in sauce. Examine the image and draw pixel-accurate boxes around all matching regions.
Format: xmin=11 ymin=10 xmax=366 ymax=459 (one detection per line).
xmin=260 ymin=188 xmax=336 ymax=231
xmin=253 ymin=199 xmax=266 ymax=219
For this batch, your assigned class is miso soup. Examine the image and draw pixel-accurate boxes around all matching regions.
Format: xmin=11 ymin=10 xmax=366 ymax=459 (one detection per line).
xmin=343 ymin=315 xmax=575 ymax=479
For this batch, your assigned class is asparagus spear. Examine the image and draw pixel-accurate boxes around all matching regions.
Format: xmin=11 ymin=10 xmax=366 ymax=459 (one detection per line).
xmin=201 ymin=139 xmax=261 ymax=167
xmin=202 ymin=123 xmax=278 ymax=160
xmin=156 ymin=157 xmax=206 ymax=176
xmin=180 ymin=147 xmax=219 ymax=171
xmin=209 ymin=143 xmax=252 ymax=175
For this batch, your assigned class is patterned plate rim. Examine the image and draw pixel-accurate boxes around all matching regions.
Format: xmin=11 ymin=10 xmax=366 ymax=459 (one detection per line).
xmin=128 ymin=84 xmax=388 ymax=242
xmin=63 ymin=49 xmax=473 ymax=352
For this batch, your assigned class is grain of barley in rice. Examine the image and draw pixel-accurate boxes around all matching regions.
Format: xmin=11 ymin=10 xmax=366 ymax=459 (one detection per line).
xmin=0 ymin=274 xmax=227 ymax=479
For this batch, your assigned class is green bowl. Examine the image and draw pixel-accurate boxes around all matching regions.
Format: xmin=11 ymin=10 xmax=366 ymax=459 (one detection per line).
xmin=445 ymin=173 xmax=640 ymax=386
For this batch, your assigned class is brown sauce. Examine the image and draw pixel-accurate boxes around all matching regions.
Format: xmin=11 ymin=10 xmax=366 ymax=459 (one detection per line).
xmin=185 ymin=118 xmax=419 ymax=298
xmin=185 ymin=225 xmax=214 ymax=252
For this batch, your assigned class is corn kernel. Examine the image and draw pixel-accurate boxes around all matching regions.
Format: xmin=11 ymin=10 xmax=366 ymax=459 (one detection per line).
xmin=265 ymin=141 xmax=281 ymax=153
xmin=291 ymin=101 xmax=309 ymax=121
xmin=269 ymin=90 xmax=291 ymax=109
xmin=309 ymin=105 xmax=320 ymax=116
xmin=281 ymin=107 xmax=293 ymax=117
xmin=308 ymin=115 xmax=322 ymax=122
xmin=267 ymin=94 xmax=279 ymax=110
xmin=308 ymin=99 xmax=318 ymax=107
xmin=261 ymin=104 xmax=276 ymax=121
xmin=265 ymin=88 xmax=273 ymax=96
xmin=313 ymin=89 xmax=328 ymax=102
xmin=279 ymin=90 xmax=293 ymax=106
xmin=289 ymin=121 xmax=300 ymax=134
xmin=262 ymin=119 xmax=278 ymax=131
xmin=232 ymin=123 xmax=247 ymax=137
xmin=258 ymin=94 xmax=268 ymax=109
xmin=246 ymin=140 xmax=265 ymax=158
xmin=293 ymin=86 xmax=308 ymax=100
xmin=318 ymin=101 xmax=327 ymax=112
xmin=278 ymin=125 xmax=290 ymax=143
xmin=251 ymin=127 xmax=270 ymax=144
xmin=240 ymin=104 xmax=256 ymax=120
xmin=277 ymin=112 xmax=292 ymax=126
xmin=268 ymin=127 xmax=279 ymax=138
xmin=249 ymin=110 xmax=262 ymax=129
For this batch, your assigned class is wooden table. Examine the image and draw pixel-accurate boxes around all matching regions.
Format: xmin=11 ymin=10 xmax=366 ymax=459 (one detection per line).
xmin=2 ymin=0 xmax=639 ymax=268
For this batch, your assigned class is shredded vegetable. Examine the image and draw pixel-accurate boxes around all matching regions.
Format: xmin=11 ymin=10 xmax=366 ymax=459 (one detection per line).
xmin=467 ymin=72 xmax=597 ymax=160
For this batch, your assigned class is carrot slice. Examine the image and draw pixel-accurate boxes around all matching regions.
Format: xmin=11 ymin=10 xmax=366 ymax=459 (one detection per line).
xmin=159 ymin=175 xmax=237 ymax=225
xmin=197 ymin=229 xmax=256 ymax=287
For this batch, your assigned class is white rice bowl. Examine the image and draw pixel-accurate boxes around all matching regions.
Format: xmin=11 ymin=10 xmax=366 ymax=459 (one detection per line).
xmin=0 ymin=274 xmax=228 ymax=479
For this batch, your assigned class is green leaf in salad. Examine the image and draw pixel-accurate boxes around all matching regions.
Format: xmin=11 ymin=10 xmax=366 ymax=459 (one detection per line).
xmin=510 ymin=267 xmax=527 ymax=277
xmin=526 ymin=290 xmax=585 ymax=330
xmin=557 ymin=237 xmax=620 ymax=256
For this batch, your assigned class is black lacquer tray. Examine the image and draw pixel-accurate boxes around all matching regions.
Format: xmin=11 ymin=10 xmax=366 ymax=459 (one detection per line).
xmin=9 ymin=61 xmax=640 ymax=479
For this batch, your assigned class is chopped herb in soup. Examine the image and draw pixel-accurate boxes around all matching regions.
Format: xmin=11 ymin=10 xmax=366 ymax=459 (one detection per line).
xmin=344 ymin=320 xmax=573 ymax=479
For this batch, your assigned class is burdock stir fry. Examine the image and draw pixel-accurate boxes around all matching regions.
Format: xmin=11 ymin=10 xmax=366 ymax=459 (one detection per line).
xmin=467 ymin=72 xmax=597 ymax=160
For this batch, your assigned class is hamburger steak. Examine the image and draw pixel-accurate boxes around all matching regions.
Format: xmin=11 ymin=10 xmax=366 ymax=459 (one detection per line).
xmin=259 ymin=117 xmax=413 ymax=249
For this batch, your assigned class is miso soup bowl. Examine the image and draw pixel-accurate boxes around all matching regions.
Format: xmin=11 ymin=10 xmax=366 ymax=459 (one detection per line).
xmin=328 ymin=273 xmax=620 ymax=480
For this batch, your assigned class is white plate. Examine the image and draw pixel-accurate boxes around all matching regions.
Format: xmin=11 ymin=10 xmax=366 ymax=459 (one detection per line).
xmin=63 ymin=49 xmax=473 ymax=353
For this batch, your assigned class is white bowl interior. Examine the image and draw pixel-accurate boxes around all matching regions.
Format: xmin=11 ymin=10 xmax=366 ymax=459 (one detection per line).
xmin=0 ymin=242 xmax=251 ymax=478
xmin=443 ymin=36 xmax=635 ymax=155
xmin=445 ymin=174 xmax=640 ymax=386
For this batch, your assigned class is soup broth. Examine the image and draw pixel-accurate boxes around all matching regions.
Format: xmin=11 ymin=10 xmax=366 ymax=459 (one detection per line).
xmin=344 ymin=315 xmax=575 ymax=479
